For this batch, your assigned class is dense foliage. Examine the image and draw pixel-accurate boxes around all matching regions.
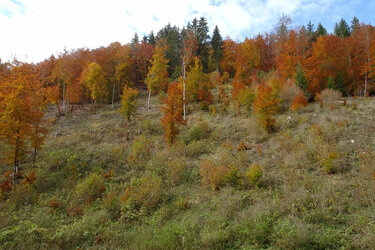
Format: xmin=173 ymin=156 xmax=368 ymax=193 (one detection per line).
xmin=1 ymin=15 xmax=375 ymax=249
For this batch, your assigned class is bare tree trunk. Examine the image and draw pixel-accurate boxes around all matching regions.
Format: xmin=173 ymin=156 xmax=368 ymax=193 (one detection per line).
xmin=365 ymin=73 xmax=368 ymax=97
xmin=56 ymin=103 xmax=61 ymax=116
xmin=62 ymin=81 xmax=66 ymax=110
xmin=13 ymin=136 xmax=19 ymax=181
xmin=126 ymin=121 xmax=129 ymax=140
xmin=183 ymin=60 xmax=186 ymax=121
xmin=112 ymin=81 xmax=116 ymax=109
xmin=32 ymin=148 xmax=37 ymax=168
xmin=148 ymin=89 xmax=151 ymax=109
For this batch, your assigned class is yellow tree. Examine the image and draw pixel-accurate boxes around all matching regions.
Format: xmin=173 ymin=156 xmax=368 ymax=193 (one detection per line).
xmin=81 ymin=62 xmax=108 ymax=106
xmin=119 ymin=86 xmax=138 ymax=140
xmin=145 ymin=41 xmax=169 ymax=109
xmin=234 ymin=38 xmax=261 ymax=85
xmin=186 ymin=57 xmax=212 ymax=107
xmin=115 ymin=61 xmax=133 ymax=108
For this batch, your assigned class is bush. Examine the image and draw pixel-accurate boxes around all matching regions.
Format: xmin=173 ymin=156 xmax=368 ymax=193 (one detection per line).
xmin=237 ymin=88 xmax=255 ymax=110
xmin=317 ymin=89 xmax=342 ymax=105
xmin=290 ymin=93 xmax=308 ymax=111
xmin=224 ymin=166 xmax=242 ymax=188
xmin=140 ymin=119 xmax=163 ymax=135
xmin=165 ymin=158 xmax=188 ymax=186
xmin=209 ymin=71 xmax=223 ymax=87
xmin=102 ymin=191 xmax=121 ymax=219
xmin=181 ymin=122 xmax=210 ymax=144
xmin=279 ymin=80 xmax=303 ymax=110
xmin=246 ymin=164 xmax=262 ymax=187
xmin=128 ymin=173 xmax=163 ymax=211
xmin=69 ymin=173 xmax=106 ymax=214
xmin=185 ymin=140 xmax=210 ymax=157
xmin=321 ymin=151 xmax=339 ymax=174
xmin=199 ymin=159 xmax=230 ymax=190
xmin=128 ymin=135 xmax=148 ymax=163
xmin=8 ymin=184 xmax=38 ymax=209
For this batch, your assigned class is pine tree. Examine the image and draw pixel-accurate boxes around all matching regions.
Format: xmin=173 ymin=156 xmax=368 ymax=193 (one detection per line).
xmin=315 ymin=23 xmax=327 ymax=37
xmin=211 ymin=25 xmax=223 ymax=72
xmin=334 ymin=18 xmax=351 ymax=38
xmin=307 ymin=21 xmax=316 ymax=41
xmin=351 ymin=16 xmax=360 ymax=32
xmin=295 ymin=63 xmax=309 ymax=95
xmin=148 ymin=31 xmax=156 ymax=47
xmin=327 ymin=76 xmax=336 ymax=89
xmin=157 ymin=24 xmax=181 ymax=77
xmin=131 ymin=33 xmax=139 ymax=45
xmin=142 ymin=35 xmax=148 ymax=44
xmin=188 ymin=17 xmax=210 ymax=73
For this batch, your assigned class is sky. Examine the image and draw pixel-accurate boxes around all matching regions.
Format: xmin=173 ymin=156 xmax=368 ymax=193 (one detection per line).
xmin=0 ymin=0 xmax=374 ymax=63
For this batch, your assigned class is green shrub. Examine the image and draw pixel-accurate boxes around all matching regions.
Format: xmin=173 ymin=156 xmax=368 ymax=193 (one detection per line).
xmin=128 ymin=173 xmax=163 ymax=211
xmin=141 ymin=119 xmax=163 ymax=135
xmin=246 ymin=164 xmax=262 ymax=187
xmin=321 ymin=151 xmax=339 ymax=174
xmin=185 ymin=140 xmax=210 ymax=157
xmin=128 ymin=135 xmax=148 ymax=163
xmin=165 ymin=158 xmax=188 ymax=186
xmin=52 ymin=210 xmax=110 ymax=249
xmin=69 ymin=173 xmax=105 ymax=215
xmin=102 ymin=191 xmax=121 ymax=220
xmin=182 ymin=122 xmax=210 ymax=144
xmin=8 ymin=184 xmax=38 ymax=209
xmin=224 ymin=166 xmax=242 ymax=189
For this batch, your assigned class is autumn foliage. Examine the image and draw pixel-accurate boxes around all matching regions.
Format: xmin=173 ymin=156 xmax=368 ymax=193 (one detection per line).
xmin=290 ymin=93 xmax=308 ymax=111
xmin=119 ymin=86 xmax=138 ymax=140
xmin=160 ymin=82 xmax=185 ymax=145
xmin=199 ymin=159 xmax=230 ymax=190
xmin=0 ymin=62 xmax=47 ymax=176
xmin=253 ymin=83 xmax=280 ymax=132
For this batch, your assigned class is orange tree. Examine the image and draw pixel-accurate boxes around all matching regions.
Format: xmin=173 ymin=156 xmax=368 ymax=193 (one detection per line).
xmin=0 ymin=62 xmax=47 ymax=177
xmin=160 ymin=82 xmax=185 ymax=145
xmin=253 ymin=83 xmax=280 ymax=133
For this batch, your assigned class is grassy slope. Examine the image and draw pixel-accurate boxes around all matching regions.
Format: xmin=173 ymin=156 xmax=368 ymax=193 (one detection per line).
xmin=1 ymin=94 xmax=375 ymax=249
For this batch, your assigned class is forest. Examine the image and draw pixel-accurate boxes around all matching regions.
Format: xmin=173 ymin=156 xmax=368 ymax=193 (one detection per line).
xmin=1 ymin=15 xmax=375 ymax=249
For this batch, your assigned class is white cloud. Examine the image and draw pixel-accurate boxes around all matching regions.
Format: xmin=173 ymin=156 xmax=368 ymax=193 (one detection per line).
xmin=0 ymin=0 xmax=365 ymax=63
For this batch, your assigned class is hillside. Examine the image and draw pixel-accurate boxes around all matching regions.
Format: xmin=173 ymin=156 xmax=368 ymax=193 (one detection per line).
xmin=0 ymin=93 xmax=375 ymax=249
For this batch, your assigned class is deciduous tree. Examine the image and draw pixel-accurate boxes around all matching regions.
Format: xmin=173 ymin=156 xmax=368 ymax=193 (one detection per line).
xmin=119 ymin=86 xmax=138 ymax=140
xmin=160 ymin=82 xmax=185 ymax=145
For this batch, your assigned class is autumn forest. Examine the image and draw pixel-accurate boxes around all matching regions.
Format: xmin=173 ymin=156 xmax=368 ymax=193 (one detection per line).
xmin=1 ymin=15 xmax=375 ymax=249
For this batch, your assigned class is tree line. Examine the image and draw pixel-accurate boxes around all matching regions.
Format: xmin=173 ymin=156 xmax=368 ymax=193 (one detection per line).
xmin=1 ymin=15 xmax=375 ymax=180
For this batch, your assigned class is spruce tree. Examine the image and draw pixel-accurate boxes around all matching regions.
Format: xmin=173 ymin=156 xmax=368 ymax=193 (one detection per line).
xmin=351 ymin=16 xmax=360 ymax=32
xmin=211 ymin=25 xmax=223 ymax=72
xmin=131 ymin=33 xmax=139 ymax=45
xmin=334 ymin=18 xmax=351 ymax=38
xmin=295 ymin=63 xmax=309 ymax=95
xmin=315 ymin=23 xmax=327 ymax=37
xmin=327 ymin=76 xmax=336 ymax=89
xmin=148 ymin=31 xmax=156 ymax=47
